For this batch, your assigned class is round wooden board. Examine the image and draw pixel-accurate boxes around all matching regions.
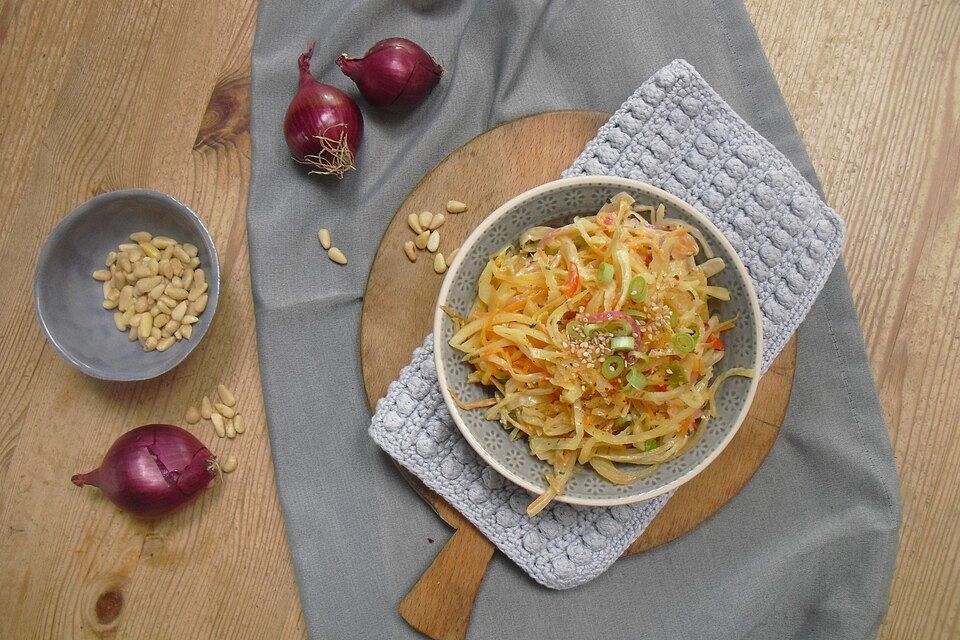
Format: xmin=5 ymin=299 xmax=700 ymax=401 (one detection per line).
xmin=361 ymin=110 xmax=796 ymax=556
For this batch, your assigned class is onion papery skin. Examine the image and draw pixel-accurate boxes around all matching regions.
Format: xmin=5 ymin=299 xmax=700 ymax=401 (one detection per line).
xmin=71 ymin=424 xmax=217 ymax=518
xmin=337 ymin=38 xmax=443 ymax=112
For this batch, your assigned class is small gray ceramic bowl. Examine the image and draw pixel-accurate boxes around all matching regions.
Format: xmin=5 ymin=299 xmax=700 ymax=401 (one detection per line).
xmin=34 ymin=189 xmax=220 ymax=381
xmin=434 ymin=176 xmax=762 ymax=507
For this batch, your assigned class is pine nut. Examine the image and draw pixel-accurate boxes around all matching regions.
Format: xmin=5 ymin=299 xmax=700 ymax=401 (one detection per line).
xmin=118 ymin=243 xmax=138 ymax=253
xmin=102 ymin=299 xmax=118 ymax=310
xmin=162 ymin=319 xmax=179 ymax=336
xmin=161 ymin=245 xmax=174 ymax=261
xmin=194 ymin=269 xmax=206 ymax=287
xmin=118 ymin=256 xmax=132 ymax=273
xmin=188 ymin=282 xmax=208 ymax=301
xmin=129 ymin=231 xmax=152 ymax=243
xmin=113 ymin=312 xmax=127 ymax=331
xmin=150 ymin=326 xmax=161 ymax=341
xmin=129 ymin=313 xmax=142 ymax=327
xmin=183 ymin=243 xmax=199 ymax=258
xmin=181 ymin=269 xmax=194 ymax=290
xmin=138 ymin=313 xmax=153 ymax=340
xmin=434 ymin=253 xmax=447 ymax=274
xmin=128 ymin=327 xmax=138 ymax=341
xmin=233 ymin=414 xmax=245 ymax=434
xmin=171 ymin=300 xmax=188 ymax=322
xmin=155 ymin=314 xmax=171 ymax=329
xmin=139 ymin=241 xmax=161 ymax=260
xmin=426 ymin=230 xmax=440 ymax=253
xmin=151 ymin=236 xmax=176 ymax=249
xmin=143 ymin=336 xmax=158 ymax=351
xmin=217 ymin=384 xmax=236 ymax=407
xmin=414 ymin=231 xmax=430 ymax=250
xmin=211 ymin=413 xmax=226 ymax=437
xmin=170 ymin=258 xmax=183 ymax=276
xmin=122 ymin=307 xmax=135 ymax=322
xmin=403 ymin=241 xmax=417 ymax=262
xmin=156 ymin=336 xmax=175 ymax=352
xmin=419 ymin=210 xmax=433 ymax=229
xmin=149 ymin=305 xmax=160 ymax=317
xmin=173 ymin=245 xmax=190 ymax=263
xmin=156 ymin=300 xmax=172 ymax=314
xmin=102 ymin=280 xmax=113 ymax=299
xmin=328 ymin=247 xmax=348 ymax=265
xmin=428 ymin=213 xmax=445 ymax=230
xmin=221 ymin=455 xmax=237 ymax=473
xmin=191 ymin=294 xmax=208 ymax=314
xmin=112 ymin=271 xmax=127 ymax=290
xmin=180 ymin=323 xmax=192 ymax=339
xmin=125 ymin=272 xmax=138 ymax=285
xmin=106 ymin=252 xmax=118 ymax=267
xmin=135 ymin=276 xmax=162 ymax=294
xmin=225 ymin=419 xmax=236 ymax=439
xmin=407 ymin=213 xmax=423 ymax=235
xmin=107 ymin=288 xmax=120 ymax=302
xmin=93 ymin=269 xmax=111 ymax=281
xmin=135 ymin=296 xmax=150 ymax=313
xmin=182 ymin=315 xmax=199 ymax=325
xmin=215 ymin=403 xmax=235 ymax=419
xmin=185 ymin=406 xmax=201 ymax=424
xmin=133 ymin=262 xmax=153 ymax=278
xmin=119 ymin=286 xmax=133 ymax=311
xmin=445 ymin=200 xmax=468 ymax=214
xmin=318 ymin=228 xmax=332 ymax=250
xmin=201 ymin=396 xmax=214 ymax=419
xmin=158 ymin=294 xmax=176 ymax=308
xmin=174 ymin=328 xmax=183 ymax=339
xmin=159 ymin=259 xmax=173 ymax=279
xmin=171 ymin=276 xmax=182 ymax=289
xmin=188 ymin=257 xmax=200 ymax=269
xmin=165 ymin=285 xmax=189 ymax=301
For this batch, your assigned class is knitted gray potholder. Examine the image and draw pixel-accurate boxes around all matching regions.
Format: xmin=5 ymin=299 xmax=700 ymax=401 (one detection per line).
xmin=369 ymin=60 xmax=844 ymax=589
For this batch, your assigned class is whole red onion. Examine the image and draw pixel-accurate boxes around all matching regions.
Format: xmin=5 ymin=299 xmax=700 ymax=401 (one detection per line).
xmin=284 ymin=43 xmax=364 ymax=177
xmin=337 ymin=38 xmax=443 ymax=112
xmin=72 ymin=424 xmax=217 ymax=518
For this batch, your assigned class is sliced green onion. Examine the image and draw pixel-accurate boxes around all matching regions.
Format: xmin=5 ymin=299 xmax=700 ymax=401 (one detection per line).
xmin=583 ymin=323 xmax=602 ymax=337
xmin=611 ymin=336 xmax=635 ymax=351
xmin=597 ymin=262 xmax=614 ymax=284
xmin=625 ymin=366 xmax=647 ymax=391
xmin=625 ymin=309 xmax=645 ymax=318
xmin=628 ymin=276 xmax=647 ymax=303
xmin=606 ymin=319 xmax=632 ymax=336
xmin=628 ymin=350 xmax=649 ymax=363
xmin=670 ymin=313 xmax=679 ymax=330
xmin=565 ymin=320 xmax=583 ymax=339
xmin=672 ymin=333 xmax=696 ymax=354
xmin=601 ymin=355 xmax=625 ymax=379
xmin=643 ymin=439 xmax=658 ymax=451
xmin=666 ymin=362 xmax=687 ymax=387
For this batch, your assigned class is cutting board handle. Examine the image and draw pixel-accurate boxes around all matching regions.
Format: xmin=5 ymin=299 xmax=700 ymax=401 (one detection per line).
xmin=399 ymin=523 xmax=495 ymax=640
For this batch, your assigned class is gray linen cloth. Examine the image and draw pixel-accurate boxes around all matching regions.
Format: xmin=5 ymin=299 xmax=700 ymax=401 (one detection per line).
xmin=248 ymin=1 xmax=900 ymax=638
xmin=369 ymin=59 xmax=846 ymax=590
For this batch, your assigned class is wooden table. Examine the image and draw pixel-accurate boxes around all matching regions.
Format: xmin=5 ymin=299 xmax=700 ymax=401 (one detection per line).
xmin=0 ymin=1 xmax=956 ymax=638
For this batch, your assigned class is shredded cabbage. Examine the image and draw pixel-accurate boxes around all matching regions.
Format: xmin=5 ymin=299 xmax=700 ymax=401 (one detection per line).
xmin=449 ymin=192 xmax=754 ymax=515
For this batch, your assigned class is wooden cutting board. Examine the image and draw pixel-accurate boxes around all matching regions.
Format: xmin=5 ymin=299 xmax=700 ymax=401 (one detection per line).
xmin=360 ymin=111 xmax=796 ymax=640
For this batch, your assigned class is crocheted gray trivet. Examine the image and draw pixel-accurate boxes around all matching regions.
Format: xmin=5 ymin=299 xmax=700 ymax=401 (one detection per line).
xmin=370 ymin=60 xmax=843 ymax=590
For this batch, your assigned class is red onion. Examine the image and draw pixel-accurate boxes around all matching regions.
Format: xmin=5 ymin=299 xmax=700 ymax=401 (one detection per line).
xmin=72 ymin=424 xmax=218 ymax=518
xmin=337 ymin=38 xmax=443 ymax=112
xmin=284 ymin=43 xmax=364 ymax=177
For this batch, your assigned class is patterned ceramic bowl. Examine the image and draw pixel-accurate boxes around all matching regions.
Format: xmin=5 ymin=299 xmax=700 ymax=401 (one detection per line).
xmin=434 ymin=176 xmax=762 ymax=506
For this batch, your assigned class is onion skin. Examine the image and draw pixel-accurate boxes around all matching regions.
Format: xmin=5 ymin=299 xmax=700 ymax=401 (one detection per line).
xmin=72 ymin=424 xmax=217 ymax=518
xmin=284 ymin=43 xmax=363 ymax=177
xmin=337 ymin=38 xmax=443 ymax=112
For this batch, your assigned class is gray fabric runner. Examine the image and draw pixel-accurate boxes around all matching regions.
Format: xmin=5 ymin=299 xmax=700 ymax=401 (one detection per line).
xmin=248 ymin=1 xmax=901 ymax=638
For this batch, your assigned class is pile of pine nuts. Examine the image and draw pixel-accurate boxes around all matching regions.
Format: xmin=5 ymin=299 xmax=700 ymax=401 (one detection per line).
xmin=185 ymin=383 xmax=246 ymax=442
xmin=92 ymin=232 xmax=209 ymax=352
xmin=404 ymin=200 xmax=466 ymax=274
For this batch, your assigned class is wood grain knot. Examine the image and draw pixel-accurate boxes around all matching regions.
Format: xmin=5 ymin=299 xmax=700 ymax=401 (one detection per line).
xmin=95 ymin=589 xmax=123 ymax=625
xmin=193 ymin=73 xmax=250 ymax=151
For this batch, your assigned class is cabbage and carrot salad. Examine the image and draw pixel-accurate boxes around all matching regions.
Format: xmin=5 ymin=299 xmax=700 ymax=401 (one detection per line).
xmin=445 ymin=192 xmax=754 ymax=515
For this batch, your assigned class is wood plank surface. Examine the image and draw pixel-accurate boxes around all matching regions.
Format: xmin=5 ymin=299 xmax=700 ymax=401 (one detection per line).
xmin=0 ymin=1 xmax=956 ymax=638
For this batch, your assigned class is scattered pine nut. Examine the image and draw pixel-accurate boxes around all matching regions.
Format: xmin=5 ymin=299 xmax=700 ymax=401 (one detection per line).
xmin=185 ymin=406 xmax=201 ymax=424
xmin=201 ymin=396 xmax=214 ymax=419
xmin=407 ymin=213 xmax=423 ymax=235
xmin=414 ymin=231 xmax=430 ymax=250
xmin=427 ymin=213 xmax=446 ymax=230
xmin=418 ymin=210 xmax=433 ymax=229
xmin=211 ymin=413 xmax=226 ymax=438
xmin=215 ymin=402 xmax=235 ymax=419
xmin=233 ymin=414 xmax=246 ymax=434
xmin=433 ymin=253 xmax=448 ymax=274
xmin=403 ymin=241 xmax=417 ymax=262
xmin=225 ymin=419 xmax=236 ymax=439
xmin=445 ymin=200 xmax=468 ymax=214
xmin=426 ymin=230 xmax=440 ymax=253
xmin=221 ymin=456 xmax=238 ymax=473
xmin=217 ymin=384 xmax=236 ymax=407
xmin=328 ymin=247 xmax=348 ymax=265
xmin=156 ymin=336 xmax=176 ymax=352
xmin=93 ymin=269 xmax=111 ymax=281
xmin=318 ymin=228 xmax=332 ymax=250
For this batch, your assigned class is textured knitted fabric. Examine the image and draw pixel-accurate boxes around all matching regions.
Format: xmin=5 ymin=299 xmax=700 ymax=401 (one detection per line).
xmin=369 ymin=60 xmax=844 ymax=590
